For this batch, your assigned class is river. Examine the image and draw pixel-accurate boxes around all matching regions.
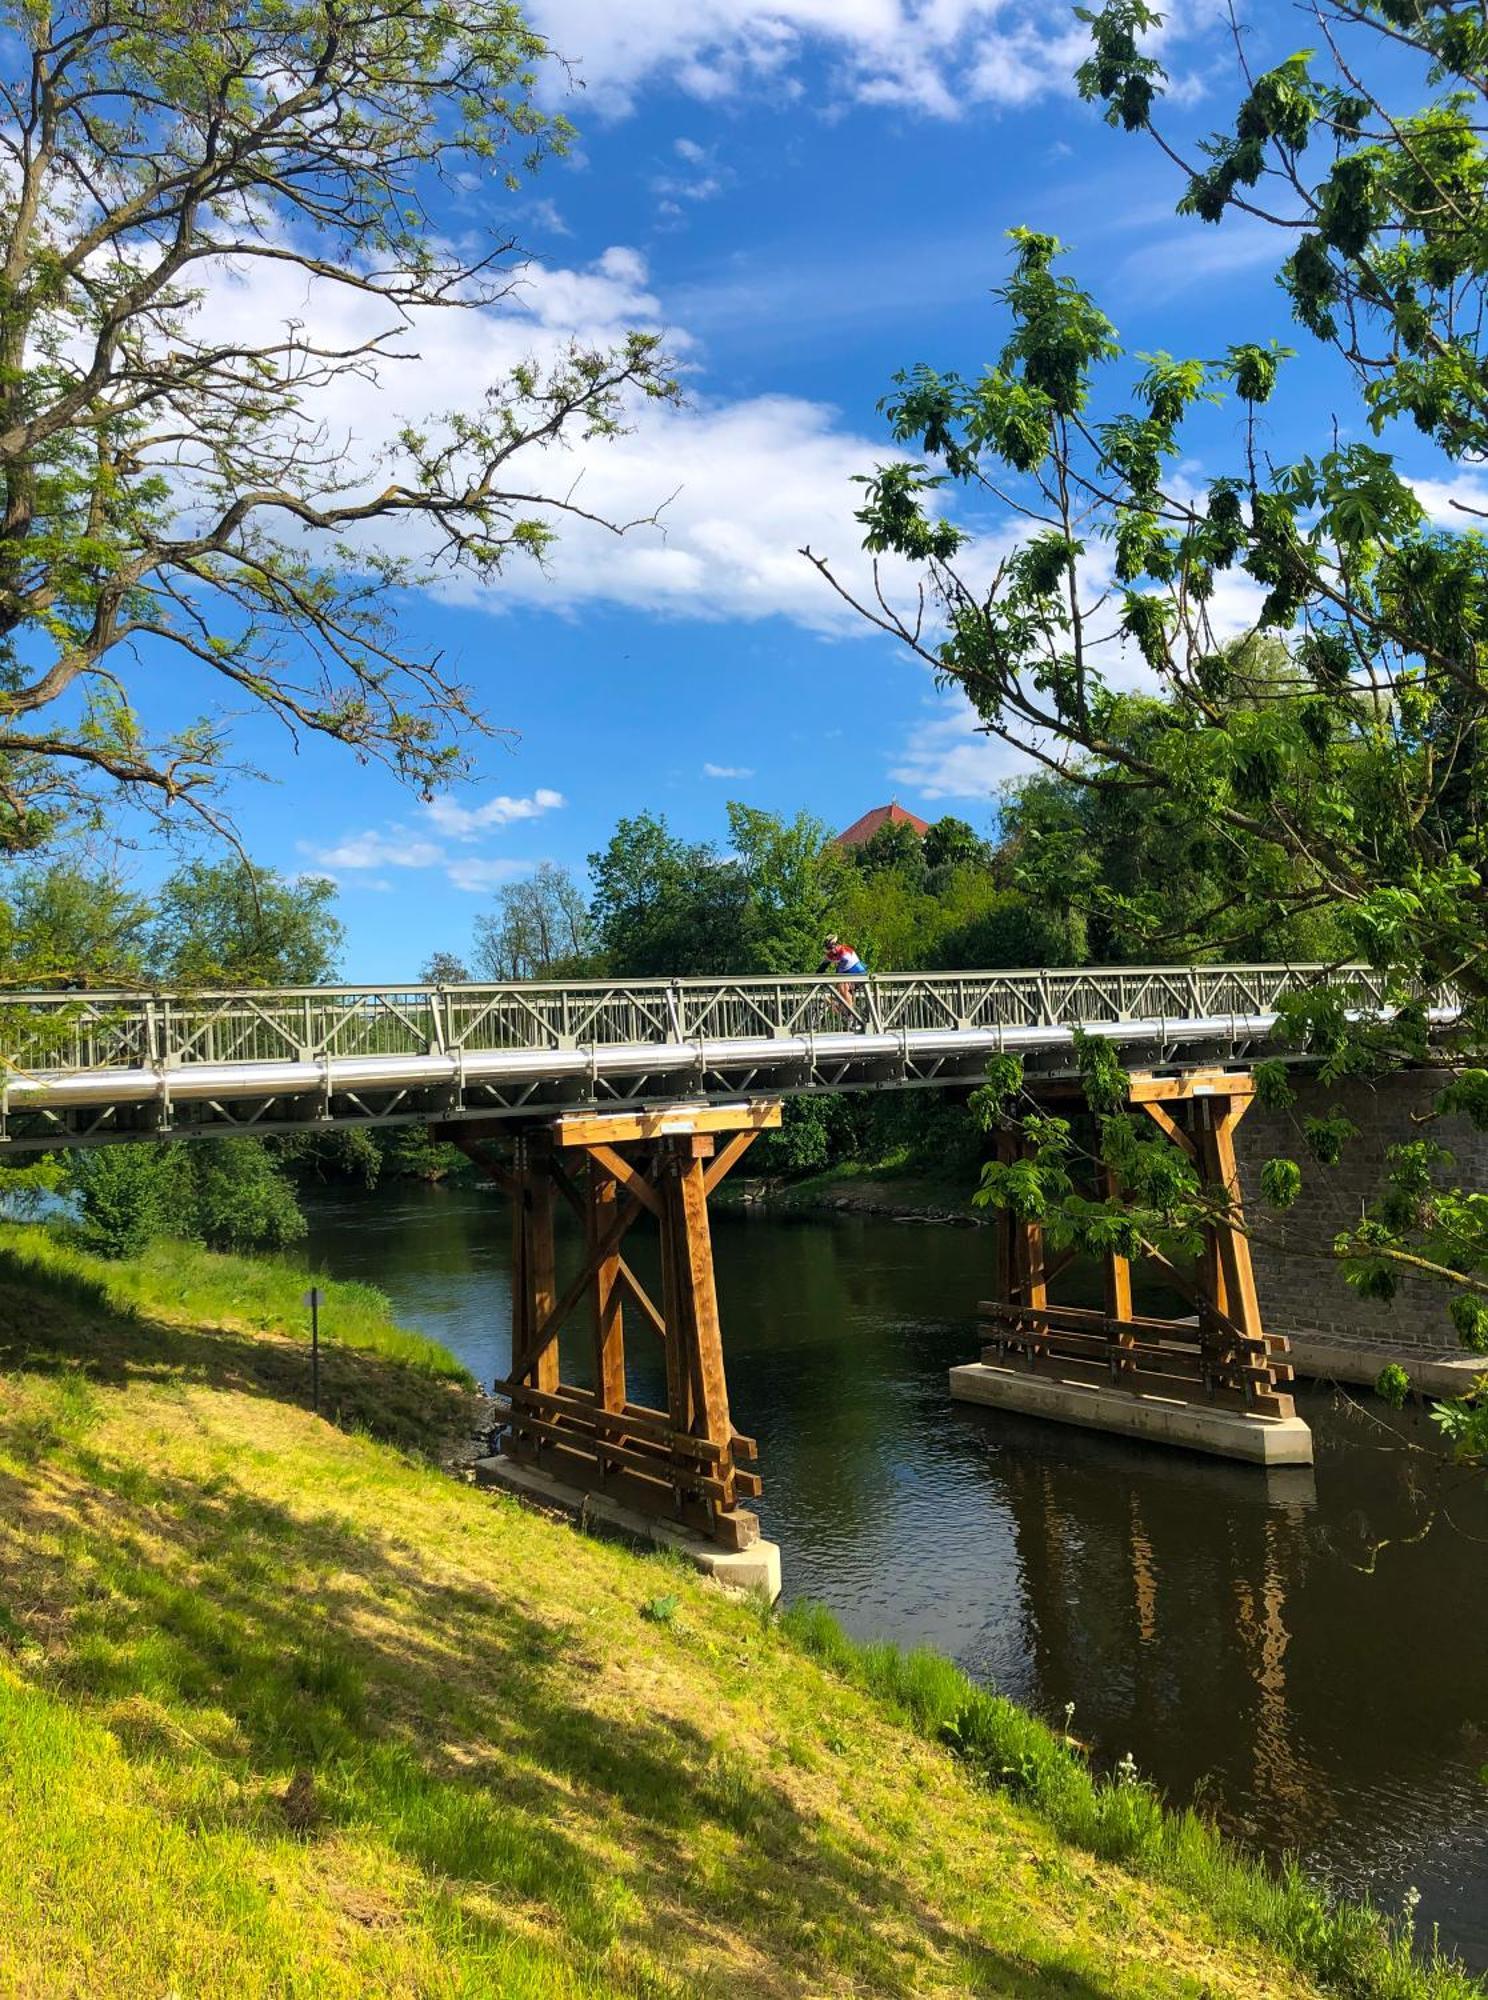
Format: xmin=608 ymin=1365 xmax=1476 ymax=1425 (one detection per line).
xmin=296 ymin=1179 xmax=1488 ymax=1971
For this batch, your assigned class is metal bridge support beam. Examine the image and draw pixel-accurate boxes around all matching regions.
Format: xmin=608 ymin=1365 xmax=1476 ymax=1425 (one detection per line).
xmin=956 ymin=1072 xmax=1314 ymax=1466
xmin=463 ymin=1102 xmax=782 ymax=1552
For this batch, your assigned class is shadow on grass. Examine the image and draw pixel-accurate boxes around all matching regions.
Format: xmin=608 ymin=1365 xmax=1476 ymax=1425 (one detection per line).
xmin=1 ymin=1383 xmax=1133 ymax=1997
xmin=0 ymin=1247 xmax=476 ymax=1456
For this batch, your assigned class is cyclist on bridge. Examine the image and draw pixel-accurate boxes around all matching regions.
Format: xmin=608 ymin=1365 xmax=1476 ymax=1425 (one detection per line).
xmin=819 ymin=935 xmax=868 ymax=1023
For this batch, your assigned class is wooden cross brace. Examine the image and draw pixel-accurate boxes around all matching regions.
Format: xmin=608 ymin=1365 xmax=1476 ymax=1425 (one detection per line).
xmin=982 ymin=1074 xmax=1295 ymax=1420
xmin=454 ymin=1101 xmax=782 ymax=1549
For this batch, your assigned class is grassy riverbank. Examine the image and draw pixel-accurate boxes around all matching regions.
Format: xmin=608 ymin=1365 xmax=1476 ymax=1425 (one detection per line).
xmin=0 ymin=1225 xmax=1478 ymax=1998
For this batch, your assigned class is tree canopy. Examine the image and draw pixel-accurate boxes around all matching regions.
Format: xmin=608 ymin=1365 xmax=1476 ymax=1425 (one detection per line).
xmin=802 ymin=3 xmax=1488 ymax=1437
xmin=473 ymin=861 xmax=591 ymax=981
xmin=0 ymin=0 xmax=673 ymax=850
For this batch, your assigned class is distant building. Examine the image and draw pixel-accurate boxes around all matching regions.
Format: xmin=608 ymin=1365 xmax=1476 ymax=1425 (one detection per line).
xmin=833 ymin=801 xmax=931 ymax=848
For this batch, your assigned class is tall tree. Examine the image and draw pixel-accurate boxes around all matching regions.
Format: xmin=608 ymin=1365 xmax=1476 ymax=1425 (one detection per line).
xmin=726 ymin=804 xmax=842 ymax=974
xmin=148 ymin=860 xmax=342 ymax=985
xmin=472 ymin=861 xmax=590 ymax=981
xmin=0 ymin=0 xmax=673 ymax=850
xmin=1079 ymin=1 xmax=1488 ymax=463
xmin=922 ymin=816 xmax=986 ymax=874
xmin=421 ymin=950 xmax=470 ymax=985
xmin=0 ymin=859 xmax=152 ymax=985
xmin=813 ymin=205 xmax=1488 ymax=1406
xmin=587 ymin=813 xmax=747 ymax=977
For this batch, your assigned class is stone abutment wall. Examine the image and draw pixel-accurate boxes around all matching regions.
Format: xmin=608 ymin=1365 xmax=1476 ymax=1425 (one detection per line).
xmin=1233 ymin=1071 xmax=1485 ymax=1365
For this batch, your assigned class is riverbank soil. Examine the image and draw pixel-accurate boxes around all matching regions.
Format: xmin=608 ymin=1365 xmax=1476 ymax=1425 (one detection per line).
xmin=0 ymin=1230 xmax=1361 ymax=1999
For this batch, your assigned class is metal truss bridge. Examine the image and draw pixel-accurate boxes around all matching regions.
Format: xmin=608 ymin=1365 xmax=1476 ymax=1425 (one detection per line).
xmin=0 ymin=961 xmax=1435 ymax=1156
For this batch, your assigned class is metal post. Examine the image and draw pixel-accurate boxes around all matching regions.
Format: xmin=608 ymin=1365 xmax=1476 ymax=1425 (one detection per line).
xmin=302 ymin=1286 xmax=323 ymax=1413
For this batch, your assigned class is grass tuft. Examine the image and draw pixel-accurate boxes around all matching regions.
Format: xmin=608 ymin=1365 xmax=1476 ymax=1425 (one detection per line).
xmin=780 ymin=1599 xmax=1479 ymax=2000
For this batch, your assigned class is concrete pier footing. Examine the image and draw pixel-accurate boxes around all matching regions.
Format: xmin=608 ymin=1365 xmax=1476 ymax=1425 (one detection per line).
xmin=1287 ymin=1335 xmax=1487 ymax=1400
xmin=949 ymin=1363 xmax=1316 ymax=1466
xmin=473 ymin=1453 xmax=783 ymax=1602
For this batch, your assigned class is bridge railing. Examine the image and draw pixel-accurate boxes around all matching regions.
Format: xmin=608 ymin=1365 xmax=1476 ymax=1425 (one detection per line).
xmin=0 ymin=962 xmax=1411 ymax=1078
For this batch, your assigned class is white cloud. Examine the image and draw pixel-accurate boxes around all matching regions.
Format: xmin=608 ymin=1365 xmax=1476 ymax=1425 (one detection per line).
xmin=424 ymin=787 xmax=566 ymax=840
xmin=652 ymin=136 xmax=727 ymax=212
xmin=305 ymin=792 xmax=561 ymax=891
xmin=703 ymin=761 xmax=754 ymax=778
xmin=524 ymin=197 xmax=572 ymax=239
xmin=1113 ymin=217 xmax=1282 ymax=303
xmin=446 ymin=856 xmax=536 ymax=894
xmin=889 ymin=693 xmax=1031 ymax=800
xmin=1411 ymin=475 xmax=1488 ymax=526
xmin=528 ymin=0 xmax=1208 ymax=120
xmin=303 ymin=828 xmax=444 ymax=871
xmin=185 ymin=239 xmax=926 ymax=635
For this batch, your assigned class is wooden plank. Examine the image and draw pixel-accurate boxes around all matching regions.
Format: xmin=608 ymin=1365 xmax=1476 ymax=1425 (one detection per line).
xmin=659 ymin=1159 xmax=694 ymax=1437
xmin=1129 ymin=1071 xmax=1255 ymax=1104
xmin=447 ymin=1133 xmax=516 ymax=1192
xmin=503 ymin=1434 xmax=759 ymax=1551
xmin=547 ymin=1154 xmax=588 ymax=1222
xmin=528 ymin=1154 xmax=558 ymax=1394
xmin=982 ymin=1301 xmax=1213 ymax=1339
xmin=616 ymin=1257 xmax=667 ymax=1344
xmin=981 ymin=1318 xmax=1271 ymax=1386
xmin=551 ymin=1101 xmax=783 ymax=1148
xmin=495 ymin=1381 xmax=726 ymax=1461
xmin=675 ymin=1145 xmax=733 ymax=1449
xmin=985 ymin=1325 xmax=1209 ymax=1380
xmin=528 ymin=1185 xmax=647 ymax=1355
xmin=1133 ymin=1239 xmax=1204 ymax=1307
xmin=1040 ymin=1246 xmax=1079 ymax=1290
xmin=986 ymin=1346 xmax=1258 ymax=1409
xmin=588 ymin=1166 xmax=627 ymax=1416
xmin=509 ymin=1152 xmax=531 ymax=1376
xmin=1138 ymin=1100 xmax=1196 ymax=1159
xmin=1208 ymin=1095 xmax=1294 ymax=1418
xmin=1102 ymin=1165 xmax=1134 ymax=1382
xmin=501 ymin=1411 xmax=737 ymax=1502
xmin=703 ymin=1125 xmax=763 ymax=1195
xmin=576 ymin=1141 xmax=660 ymax=1217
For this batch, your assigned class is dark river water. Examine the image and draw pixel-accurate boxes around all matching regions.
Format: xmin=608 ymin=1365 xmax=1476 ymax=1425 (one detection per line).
xmin=295 ymin=1180 xmax=1488 ymax=1972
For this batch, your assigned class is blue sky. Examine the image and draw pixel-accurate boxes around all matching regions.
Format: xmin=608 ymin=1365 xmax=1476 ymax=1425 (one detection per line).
xmin=123 ymin=1 xmax=1464 ymax=980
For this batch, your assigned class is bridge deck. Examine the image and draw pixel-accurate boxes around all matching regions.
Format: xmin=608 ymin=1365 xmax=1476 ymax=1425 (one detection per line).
xmin=0 ymin=964 xmax=1429 ymax=1152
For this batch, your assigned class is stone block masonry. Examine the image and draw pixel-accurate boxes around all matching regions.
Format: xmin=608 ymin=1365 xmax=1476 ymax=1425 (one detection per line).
xmin=1233 ymin=1070 xmax=1487 ymax=1362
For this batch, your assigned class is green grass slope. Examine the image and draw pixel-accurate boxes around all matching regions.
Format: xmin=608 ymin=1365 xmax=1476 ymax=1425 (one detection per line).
xmin=0 ymin=1226 xmax=1475 ymax=1999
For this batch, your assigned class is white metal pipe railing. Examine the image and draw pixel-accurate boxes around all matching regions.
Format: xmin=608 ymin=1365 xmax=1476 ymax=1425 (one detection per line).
xmin=0 ymin=992 xmax=1459 ymax=1120
xmin=0 ymin=960 xmax=1422 ymax=1079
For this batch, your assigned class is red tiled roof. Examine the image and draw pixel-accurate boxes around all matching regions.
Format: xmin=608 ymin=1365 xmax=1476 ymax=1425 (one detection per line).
xmin=834 ymin=801 xmax=931 ymax=847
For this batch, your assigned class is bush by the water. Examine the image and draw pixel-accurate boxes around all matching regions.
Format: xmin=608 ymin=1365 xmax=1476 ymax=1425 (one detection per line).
xmin=67 ymin=1137 xmax=307 ymax=1259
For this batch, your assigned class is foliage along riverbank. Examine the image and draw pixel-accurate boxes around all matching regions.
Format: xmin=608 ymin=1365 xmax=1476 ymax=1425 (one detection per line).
xmin=0 ymin=1224 xmax=1479 ymax=1999
xmin=718 ymin=1161 xmax=988 ymax=1227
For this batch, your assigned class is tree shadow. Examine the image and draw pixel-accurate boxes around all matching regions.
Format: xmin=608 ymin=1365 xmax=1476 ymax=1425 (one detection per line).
xmin=1 ymin=1420 xmax=1140 ymax=1998
xmin=0 ymin=1248 xmax=476 ymax=1455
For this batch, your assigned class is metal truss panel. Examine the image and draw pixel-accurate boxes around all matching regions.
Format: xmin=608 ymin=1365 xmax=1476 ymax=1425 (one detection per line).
xmin=0 ymin=964 xmax=1455 ymax=1152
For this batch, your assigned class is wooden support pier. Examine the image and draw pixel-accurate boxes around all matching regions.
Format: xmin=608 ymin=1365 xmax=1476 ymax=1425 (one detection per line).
xmin=454 ymin=1102 xmax=782 ymax=1558
xmin=953 ymin=1073 xmax=1314 ymax=1465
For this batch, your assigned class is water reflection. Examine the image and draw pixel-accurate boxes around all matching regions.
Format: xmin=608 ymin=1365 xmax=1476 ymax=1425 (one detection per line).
xmin=294 ymin=1182 xmax=1488 ymax=1971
